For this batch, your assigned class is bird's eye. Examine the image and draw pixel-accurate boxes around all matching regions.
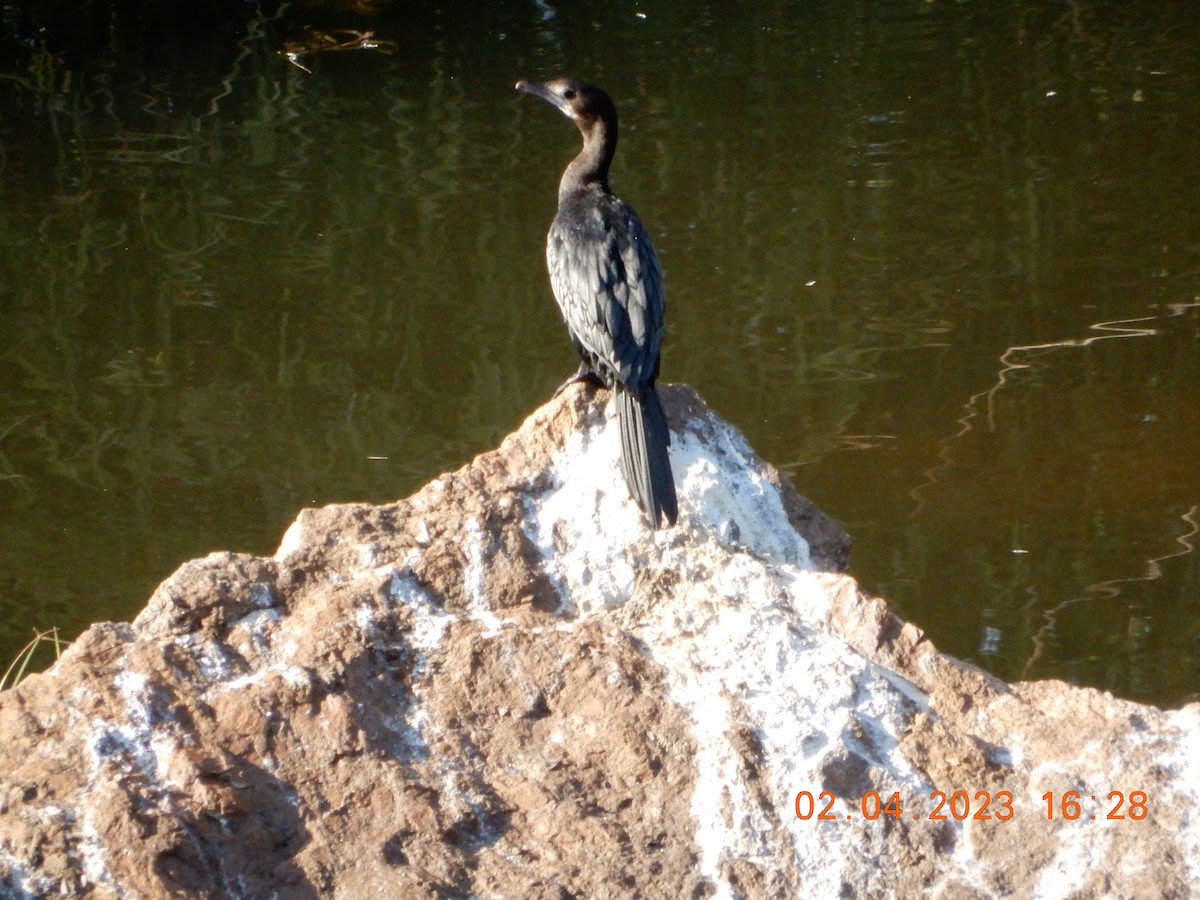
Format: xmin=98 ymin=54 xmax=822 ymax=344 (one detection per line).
xmin=562 ymin=88 xmax=576 ymax=99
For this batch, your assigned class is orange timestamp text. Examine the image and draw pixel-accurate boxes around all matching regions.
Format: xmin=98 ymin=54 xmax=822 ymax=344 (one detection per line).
xmin=795 ymin=790 xmax=1149 ymax=822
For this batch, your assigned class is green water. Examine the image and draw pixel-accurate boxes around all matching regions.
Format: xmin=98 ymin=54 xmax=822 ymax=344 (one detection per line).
xmin=2 ymin=1 xmax=1198 ymax=705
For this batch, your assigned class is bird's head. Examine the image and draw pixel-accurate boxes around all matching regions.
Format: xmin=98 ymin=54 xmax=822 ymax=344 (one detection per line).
xmin=515 ymin=78 xmax=617 ymax=134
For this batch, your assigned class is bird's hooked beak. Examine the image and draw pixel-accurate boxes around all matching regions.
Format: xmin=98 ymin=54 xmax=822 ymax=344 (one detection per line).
xmin=515 ymin=79 xmax=575 ymax=121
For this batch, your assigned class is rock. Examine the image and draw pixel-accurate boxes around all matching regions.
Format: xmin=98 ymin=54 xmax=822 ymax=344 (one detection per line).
xmin=0 ymin=383 xmax=1196 ymax=898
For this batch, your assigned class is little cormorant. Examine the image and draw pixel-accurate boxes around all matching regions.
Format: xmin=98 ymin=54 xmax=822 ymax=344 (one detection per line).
xmin=516 ymin=77 xmax=678 ymax=529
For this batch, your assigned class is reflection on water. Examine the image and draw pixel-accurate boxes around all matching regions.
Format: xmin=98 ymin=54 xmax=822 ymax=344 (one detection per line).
xmin=873 ymin=299 xmax=1200 ymax=702
xmin=2 ymin=0 xmax=1198 ymax=705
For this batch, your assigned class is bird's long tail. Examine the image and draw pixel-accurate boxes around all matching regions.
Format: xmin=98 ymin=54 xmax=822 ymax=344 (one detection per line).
xmin=616 ymin=384 xmax=678 ymax=529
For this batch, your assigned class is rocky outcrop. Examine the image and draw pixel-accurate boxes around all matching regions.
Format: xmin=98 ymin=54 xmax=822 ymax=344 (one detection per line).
xmin=0 ymin=384 xmax=1196 ymax=898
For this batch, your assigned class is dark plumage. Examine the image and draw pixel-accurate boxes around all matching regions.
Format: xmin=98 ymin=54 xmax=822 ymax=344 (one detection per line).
xmin=516 ymin=77 xmax=678 ymax=529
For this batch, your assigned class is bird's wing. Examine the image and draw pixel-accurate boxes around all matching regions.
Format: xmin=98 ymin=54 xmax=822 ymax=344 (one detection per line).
xmin=548 ymin=194 xmax=664 ymax=387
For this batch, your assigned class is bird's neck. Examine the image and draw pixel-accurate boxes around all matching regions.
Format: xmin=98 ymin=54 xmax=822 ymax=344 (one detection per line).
xmin=559 ymin=119 xmax=617 ymax=203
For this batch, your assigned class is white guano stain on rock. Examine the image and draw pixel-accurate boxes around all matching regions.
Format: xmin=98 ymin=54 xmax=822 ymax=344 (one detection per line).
xmin=273 ymin=516 xmax=306 ymax=562
xmin=463 ymin=517 xmax=508 ymax=634
xmin=1168 ymin=705 xmax=1200 ymax=887
xmin=670 ymin=428 xmax=811 ymax=568
xmin=526 ymin=404 xmax=857 ymax=896
xmin=532 ymin=415 xmax=640 ymax=615
xmin=384 ymin=570 xmax=452 ymax=755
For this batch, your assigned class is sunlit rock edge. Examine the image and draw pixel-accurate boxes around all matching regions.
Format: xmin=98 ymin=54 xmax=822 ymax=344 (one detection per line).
xmin=0 ymin=384 xmax=1194 ymax=899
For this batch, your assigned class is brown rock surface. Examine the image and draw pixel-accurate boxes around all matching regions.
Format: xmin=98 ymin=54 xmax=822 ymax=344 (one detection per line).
xmin=0 ymin=384 xmax=1196 ymax=898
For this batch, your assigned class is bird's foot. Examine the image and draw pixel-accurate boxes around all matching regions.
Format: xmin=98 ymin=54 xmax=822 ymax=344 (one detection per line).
xmin=552 ymin=364 xmax=603 ymax=398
